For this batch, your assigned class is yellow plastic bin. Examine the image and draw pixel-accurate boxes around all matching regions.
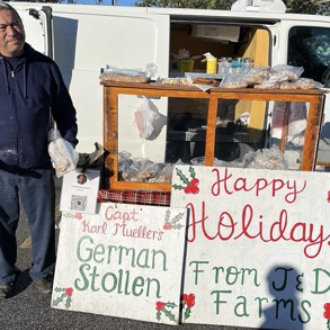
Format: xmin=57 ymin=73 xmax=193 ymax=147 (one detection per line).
xmin=206 ymin=58 xmax=217 ymax=74
xmin=179 ymin=59 xmax=195 ymax=72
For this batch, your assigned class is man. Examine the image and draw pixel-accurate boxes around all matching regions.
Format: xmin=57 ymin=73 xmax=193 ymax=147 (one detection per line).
xmin=0 ymin=3 xmax=78 ymax=298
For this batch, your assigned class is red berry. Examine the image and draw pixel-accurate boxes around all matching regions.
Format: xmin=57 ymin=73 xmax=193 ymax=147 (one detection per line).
xmin=186 ymin=294 xmax=195 ymax=308
xmin=163 ymin=222 xmax=172 ymax=230
xmin=156 ymin=301 xmax=165 ymax=311
xmin=190 ymin=178 xmax=199 ymax=187
xmin=65 ymin=287 xmax=73 ymax=297
xmin=184 ymin=186 xmax=192 ymax=194
xmin=324 ymin=303 xmax=330 ymax=319
xmin=190 ymin=186 xmax=199 ymax=194
xmin=75 ymin=213 xmax=82 ymax=220
xmin=182 ymin=294 xmax=188 ymax=303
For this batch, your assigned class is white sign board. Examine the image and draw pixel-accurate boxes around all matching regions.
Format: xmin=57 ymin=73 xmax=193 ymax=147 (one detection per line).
xmin=52 ymin=203 xmax=187 ymax=325
xmin=171 ymin=165 xmax=330 ymax=330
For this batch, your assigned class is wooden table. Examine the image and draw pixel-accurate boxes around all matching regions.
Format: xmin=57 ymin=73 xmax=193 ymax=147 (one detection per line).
xmin=102 ymin=81 xmax=326 ymax=192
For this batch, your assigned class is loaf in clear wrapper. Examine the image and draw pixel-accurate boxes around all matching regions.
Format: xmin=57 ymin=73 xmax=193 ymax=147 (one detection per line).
xmin=48 ymin=129 xmax=79 ymax=177
xmin=220 ymin=73 xmax=248 ymax=88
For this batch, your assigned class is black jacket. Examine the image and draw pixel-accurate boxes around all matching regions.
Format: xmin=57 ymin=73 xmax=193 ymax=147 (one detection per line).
xmin=0 ymin=43 xmax=78 ymax=169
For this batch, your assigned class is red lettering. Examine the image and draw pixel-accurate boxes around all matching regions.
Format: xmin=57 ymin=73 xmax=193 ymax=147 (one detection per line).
xmin=272 ymin=179 xmax=285 ymax=197
xmin=285 ymin=180 xmax=307 ymax=204
xmin=254 ymin=178 xmax=268 ymax=196
xmin=211 ymin=168 xmax=233 ymax=197
xmin=217 ymin=212 xmax=235 ymax=240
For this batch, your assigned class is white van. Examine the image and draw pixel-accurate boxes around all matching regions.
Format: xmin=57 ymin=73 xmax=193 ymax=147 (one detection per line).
xmin=9 ymin=1 xmax=330 ymax=168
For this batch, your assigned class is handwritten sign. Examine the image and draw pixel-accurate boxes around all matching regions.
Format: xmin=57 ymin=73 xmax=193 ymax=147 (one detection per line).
xmin=52 ymin=203 xmax=187 ymax=325
xmin=171 ymin=165 xmax=330 ymax=329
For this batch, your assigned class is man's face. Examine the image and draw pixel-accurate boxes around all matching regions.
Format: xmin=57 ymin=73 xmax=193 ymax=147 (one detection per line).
xmin=0 ymin=9 xmax=25 ymax=58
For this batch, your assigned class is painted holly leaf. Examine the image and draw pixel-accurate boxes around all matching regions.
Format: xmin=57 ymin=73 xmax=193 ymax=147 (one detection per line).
xmin=172 ymin=224 xmax=184 ymax=230
xmin=52 ymin=293 xmax=66 ymax=306
xmin=165 ymin=209 xmax=170 ymax=222
xmin=156 ymin=310 xmax=161 ymax=321
xmin=165 ymin=302 xmax=178 ymax=309
xmin=184 ymin=306 xmax=191 ymax=320
xmin=189 ymin=166 xmax=196 ymax=179
xmin=172 ymin=184 xmax=185 ymax=190
xmin=170 ymin=212 xmax=184 ymax=224
xmin=176 ymin=168 xmax=190 ymax=185
xmin=54 ymin=287 xmax=65 ymax=293
xmin=65 ymin=297 xmax=72 ymax=309
xmin=163 ymin=308 xmax=176 ymax=322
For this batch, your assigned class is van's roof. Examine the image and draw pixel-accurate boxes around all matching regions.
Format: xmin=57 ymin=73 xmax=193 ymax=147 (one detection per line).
xmin=148 ymin=7 xmax=330 ymax=24
xmin=9 ymin=2 xmax=330 ymax=24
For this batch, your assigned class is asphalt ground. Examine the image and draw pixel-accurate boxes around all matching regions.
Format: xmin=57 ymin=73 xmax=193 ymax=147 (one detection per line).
xmin=0 ymin=176 xmax=249 ymax=330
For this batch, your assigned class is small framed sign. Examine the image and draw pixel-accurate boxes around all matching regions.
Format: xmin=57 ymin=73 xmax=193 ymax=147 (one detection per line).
xmin=60 ymin=169 xmax=100 ymax=214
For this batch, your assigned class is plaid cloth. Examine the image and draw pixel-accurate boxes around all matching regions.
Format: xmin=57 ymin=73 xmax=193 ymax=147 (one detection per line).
xmin=97 ymin=189 xmax=170 ymax=206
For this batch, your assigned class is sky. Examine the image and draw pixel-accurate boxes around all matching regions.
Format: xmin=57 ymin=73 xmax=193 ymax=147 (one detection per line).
xmin=95 ymin=0 xmax=137 ymax=5
xmin=117 ymin=0 xmax=136 ymax=5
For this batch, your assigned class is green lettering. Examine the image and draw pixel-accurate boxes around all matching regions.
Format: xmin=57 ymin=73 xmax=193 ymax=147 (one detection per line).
xmin=106 ymin=245 xmax=117 ymax=264
xmin=311 ymin=268 xmax=330 ymax=294
xmin=101 ymin=271 xmax=117 ymax=293
xmin=234 ymin=296 xmax=249 ymax=317
xmin=90 ymin=266 xmax=100 ymax=292
xmin=226 ymin=266 xmax=239 ymax=285
xmin=136 ymin=249 xmax=149 ymax=268
xmin=93 ymin=244 xmax=105 ymax=263
xmin=255 ymin=297 xmax=269 ymax=318
xmin=241 ymin=268 xmax=260 ymax=287
xmin=190 ymin=261 xmax=209 ymax=285
xmin=210 ymin=290 xmax=231 ymax=314
xmin=151 ymin=250 xmax=168 ymax=271
xmin=123 ymin=270 xmax=131 ymax=295
xmin=74 ymin=263 xmax=90 ymax=291
xmin=145 ymin=278 xmax=161 ymax=298
xmin=118 ymin=246 xmax=136 ymax=267
xmin=213 ymin=266 xmax=224 ymax=284
xmin=77 ymin=235 xmax=93 ymax=262
xmin=132 ymin=276 xmax=145 ymax=296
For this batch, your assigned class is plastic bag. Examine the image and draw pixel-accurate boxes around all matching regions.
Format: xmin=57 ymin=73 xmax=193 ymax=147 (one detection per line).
xmin=120 ymin=156 xmax=161 ymax=182
xmin=243 ymin=145 xmax=288 ymax=170
xmin=270 ymin=102 xmax=307 ymax=146
xmin=269 ymin=64 xmax=304 ymax=82
xmin=100 ymin=65 xmax=148 ymax=83
xmin=48 ymin=129 xmax=79 ymax=178
xmin=132 ymin=97 xmax=161 ymax=140
xmin=245 ymin=66 xmax=270 ymax=86
xmin=220 ymin=73 xmax=248 ymax=88
xmin=295 ymin=78 xmax=323 ymax=89
xmin=100 ymin=63 xmax=157 ymax=82
xmin=254 ymin=80 xmax=279 ymax=89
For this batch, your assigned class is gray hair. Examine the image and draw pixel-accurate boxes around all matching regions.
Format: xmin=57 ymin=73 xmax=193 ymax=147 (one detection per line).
xmin=0 ymin=2 xmax=23 ymax=23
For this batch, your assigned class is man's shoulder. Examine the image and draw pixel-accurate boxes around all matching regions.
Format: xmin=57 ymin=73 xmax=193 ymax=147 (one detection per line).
xmin=25 ymin=43 xmax=56 ymax=66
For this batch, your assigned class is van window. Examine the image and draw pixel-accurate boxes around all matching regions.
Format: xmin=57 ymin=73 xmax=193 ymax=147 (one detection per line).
xmin=288 ymin=26 xmax=330 ymax=85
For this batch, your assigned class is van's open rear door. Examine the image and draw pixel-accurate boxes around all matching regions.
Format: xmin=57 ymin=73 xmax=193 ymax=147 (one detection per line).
xmin=51 ymin=7 xmax=170 ymax=154
xmin=14 ymin=6 xmax=52 ymax=57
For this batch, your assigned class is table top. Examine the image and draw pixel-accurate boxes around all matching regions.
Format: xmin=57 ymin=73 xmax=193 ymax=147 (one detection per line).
xmin=100 ymin=80 xmax=327 ymax=96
